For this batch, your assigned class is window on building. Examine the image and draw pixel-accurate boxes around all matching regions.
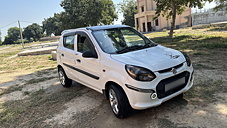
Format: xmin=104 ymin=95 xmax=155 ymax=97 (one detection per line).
xmin=141 ymin=6 xmax=144 ymax=12
xmin=155 ymin=19 xmax=159 ymax=26
xmin=63 ymin=35 xmax=74 ymax=50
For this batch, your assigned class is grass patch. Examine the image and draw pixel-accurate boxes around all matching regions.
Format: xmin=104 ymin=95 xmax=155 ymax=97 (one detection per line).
xmin=193 ymin=63 xmax=216 ymax=70
xmin=0 ymin=51 xmax=21 ymax=59
xmin=0 ymin=85 xmax=23 ymax=96
xmin=23 ymin=91 xmax=30 ymax=95
xmin=0 ymin=88 xmax=83 ymax=127
xmin=30 ymin=88 xmax=46 ymax=104
xmin=193 ymin=43 xmax=227 ymax=49
xmin=208 ymin=25 xmax=227 ymax=31
xmin=26 ymin=77 xmax=55 ymax=85
xmin=193 ymin=52 xmax=208 ymax=55
xmin=36 ymin=68 xmax=56 ymax=77
xmin=0 ymin=101 xmax=25 ymax=123
xmin=185 ymin=80 xmax=225 ymax=105
xmin=31 ymin=88 xmax=45 ymax=96
xmin=146 ymin=28 xmax=227 ymax=50
xmin=37 ymin=65 xmax=46 ymax=69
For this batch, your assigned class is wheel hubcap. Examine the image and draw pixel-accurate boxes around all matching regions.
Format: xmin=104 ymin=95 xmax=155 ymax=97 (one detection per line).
xmin=109 ymin=89 xmax=119 ymax=114
xmin=59 ymin=70 xmax=65 ymax=85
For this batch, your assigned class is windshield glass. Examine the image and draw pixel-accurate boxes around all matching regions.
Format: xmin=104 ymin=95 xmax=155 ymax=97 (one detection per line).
xmin=92 ymin=27 xmax=156 ymax=54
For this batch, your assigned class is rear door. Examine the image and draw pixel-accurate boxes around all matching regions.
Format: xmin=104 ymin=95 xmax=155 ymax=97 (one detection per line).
xmin=74 ymin=31 xmax=101 ymax=91
xmin=59 ymin=34 xmax=78 ymax=80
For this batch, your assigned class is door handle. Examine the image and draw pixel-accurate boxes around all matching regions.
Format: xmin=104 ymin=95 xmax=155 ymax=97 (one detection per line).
xmin=61 ymin=54 xmax=64 ymax=57
xmin=76 ymin=59 xmax=81 ymax=63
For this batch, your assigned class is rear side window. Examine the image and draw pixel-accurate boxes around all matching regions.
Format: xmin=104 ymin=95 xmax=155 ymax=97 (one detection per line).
xmin=63 ymin=35 xmax=74 ymax=50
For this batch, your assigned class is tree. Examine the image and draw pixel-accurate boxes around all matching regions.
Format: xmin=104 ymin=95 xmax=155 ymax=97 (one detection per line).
xmin=154 ymin=0 xmax=212 ymax=38
xmin=42 ymin=13 xmax=62 ymax=36
xmin=42 ymin=0 xmax=117 ymax=35
xmin=213 ymin=0 xmax=227 ymax=11
xmin=60 ymin=0 xmax=117 ymax=28
xmin=2 ymin=27 xmax=20 ymax=44
xmin=7 ymin=27 xmax=20 ymax=42
xmin=3 ymin=36 xmax=14 ymax=45
xmin=0 ymin=31 xmax=2 ymax=45
xmin=118 ymin=0 xmax=137 ymax=27
xmin=23 ymin=23 xmax=43 ymax=42
xmin=100 ymin=0 xmax=118 ymax=25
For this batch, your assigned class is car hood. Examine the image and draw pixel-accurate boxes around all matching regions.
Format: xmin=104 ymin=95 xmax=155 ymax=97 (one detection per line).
xmin=110 ymin=45 xmax=185 ymax=72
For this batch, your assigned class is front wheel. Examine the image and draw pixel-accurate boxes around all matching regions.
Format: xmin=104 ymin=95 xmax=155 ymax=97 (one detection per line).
xmin=58 ymin=67 xmax=72 ymax=87
xmin=108 ymin=84 xmax=131 ymax=118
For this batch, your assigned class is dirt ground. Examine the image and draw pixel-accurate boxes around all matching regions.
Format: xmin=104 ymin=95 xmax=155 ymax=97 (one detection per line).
xmin=0 ymin=48 xmax=226 ymax=128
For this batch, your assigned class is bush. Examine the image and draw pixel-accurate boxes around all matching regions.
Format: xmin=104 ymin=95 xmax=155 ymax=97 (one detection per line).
xmin=224 ymin=25 xmax=227 ymax=30
xmin=3 ymin=36 xmax=14 ymax=45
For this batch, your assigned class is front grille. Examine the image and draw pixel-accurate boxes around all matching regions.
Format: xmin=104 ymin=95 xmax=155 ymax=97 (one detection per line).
xmin=158 ymin=63 xmax=184 ymax=74
xmin=156 ymin=71 xmax=190 ymax=99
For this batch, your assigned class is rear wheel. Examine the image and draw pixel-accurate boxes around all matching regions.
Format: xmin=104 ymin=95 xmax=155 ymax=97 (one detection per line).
xmin=58 ymin=67 xmax=72 ymax=87
xmin=108 ymin=84 xmax=131 ymax=118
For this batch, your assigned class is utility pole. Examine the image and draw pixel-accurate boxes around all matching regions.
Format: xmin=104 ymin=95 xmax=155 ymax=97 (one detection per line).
xmin=18 ymin=20 xmax=24 ymax=49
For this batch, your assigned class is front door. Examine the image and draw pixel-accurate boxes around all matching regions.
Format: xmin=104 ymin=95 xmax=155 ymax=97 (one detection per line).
xmin=74 ymin=32 xmax=101 ymax=91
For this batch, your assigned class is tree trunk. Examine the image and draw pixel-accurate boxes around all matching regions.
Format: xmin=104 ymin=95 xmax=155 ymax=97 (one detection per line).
xmin=169 ymin=0 xmax=177 ymax=38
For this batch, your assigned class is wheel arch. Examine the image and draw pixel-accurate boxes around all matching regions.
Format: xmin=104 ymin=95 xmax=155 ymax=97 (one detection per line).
xmin=103 ymin=81 xmax=127 ymax=100
xmin=57 ymin=65 xmax=63 ymax=71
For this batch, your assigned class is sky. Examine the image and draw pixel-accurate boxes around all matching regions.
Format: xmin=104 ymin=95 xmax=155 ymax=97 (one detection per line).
xmin=0 ymin=0 xmax=215 ymax=40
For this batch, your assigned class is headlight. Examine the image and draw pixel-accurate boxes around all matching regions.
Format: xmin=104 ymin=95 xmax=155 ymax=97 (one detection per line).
xmin=182 ymin=52 xmax=191 ymax=66
xmin=125 ymin=65 xmax=156 ymax=81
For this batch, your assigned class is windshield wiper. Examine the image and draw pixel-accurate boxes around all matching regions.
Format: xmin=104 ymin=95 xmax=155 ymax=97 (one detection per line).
xmin=116 ymin=43 xmax=157 ymax=54
xmin=116 ymin=45 xmax=144 ymax=54
xmin=144 ymin=42 xmax=157 ymax=48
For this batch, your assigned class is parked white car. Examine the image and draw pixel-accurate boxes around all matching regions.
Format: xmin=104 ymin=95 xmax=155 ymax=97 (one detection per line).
xmin=57 ymin=25 xmax=194 ymax=118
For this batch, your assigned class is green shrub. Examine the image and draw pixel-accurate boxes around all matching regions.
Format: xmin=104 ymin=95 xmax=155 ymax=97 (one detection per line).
xmin=224 ymin=25 xmax=227 ymax=30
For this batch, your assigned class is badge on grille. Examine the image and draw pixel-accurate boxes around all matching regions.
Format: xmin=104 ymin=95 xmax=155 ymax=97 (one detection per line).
xmin=171 ymin=68 xmax=177 ymax=74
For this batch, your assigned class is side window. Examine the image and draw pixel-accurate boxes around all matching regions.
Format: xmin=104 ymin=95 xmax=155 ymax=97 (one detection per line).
xmin=63 ymin=35 xmax=74 ymax=50
xmin=77 ymin=34 xmax=96 ymax=54
xmin=141 ymin=6 xmax=144 ymax=12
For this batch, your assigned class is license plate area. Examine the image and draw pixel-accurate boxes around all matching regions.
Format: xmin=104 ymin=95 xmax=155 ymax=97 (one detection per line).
xmin=165 ymin=77 xmax=185 ymax=92
xmin=156 ymin=71 xmax=190 ymax=99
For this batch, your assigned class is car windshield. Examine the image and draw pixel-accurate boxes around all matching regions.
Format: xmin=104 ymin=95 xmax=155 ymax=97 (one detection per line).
xmin=92 ymin=27 xmax=157 ymax=54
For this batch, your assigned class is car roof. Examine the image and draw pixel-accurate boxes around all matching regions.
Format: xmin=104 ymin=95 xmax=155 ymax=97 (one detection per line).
xmin=61 ymin=25 xmax=130 ymax=35
xmin=86 ymin=25 xmax=130 ymax=31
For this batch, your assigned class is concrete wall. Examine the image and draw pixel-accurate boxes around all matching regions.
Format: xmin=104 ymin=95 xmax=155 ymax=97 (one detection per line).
xmin=160 ymin=9 xmax=191 ymax=29
xmin=39 ymin=36 xmax=60 ymax=42
xmin=192 ymin=11 xmax=227 ymax=26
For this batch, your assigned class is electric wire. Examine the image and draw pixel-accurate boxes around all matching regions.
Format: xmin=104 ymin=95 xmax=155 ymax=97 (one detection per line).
xmin=21 ymin=21 xmax=42 ymax=25
xmin=0 ymin=21 xmax=17 ymax=29
xmin=0 ymin=20 xmax=42 ymax=29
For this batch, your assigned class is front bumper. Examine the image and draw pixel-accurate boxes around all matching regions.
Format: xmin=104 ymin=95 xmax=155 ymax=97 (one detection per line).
xmin=123 ymin=62 xmax=194 ymax=110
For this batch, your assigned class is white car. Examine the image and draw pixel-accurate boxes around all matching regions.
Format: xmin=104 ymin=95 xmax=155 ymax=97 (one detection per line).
xmin=57 ymin=25 xmax=194 ymax=118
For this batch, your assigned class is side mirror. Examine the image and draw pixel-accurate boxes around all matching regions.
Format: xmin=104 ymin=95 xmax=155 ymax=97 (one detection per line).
xmin=82 ymin=51 xmax=98 ymax=58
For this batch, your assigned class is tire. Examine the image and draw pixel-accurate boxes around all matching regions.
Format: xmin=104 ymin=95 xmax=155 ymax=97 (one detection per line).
xmin=108 ymin=84 xmax=131 ymax=118
xmin=58 ymin=67 xmax=72 ymax=88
